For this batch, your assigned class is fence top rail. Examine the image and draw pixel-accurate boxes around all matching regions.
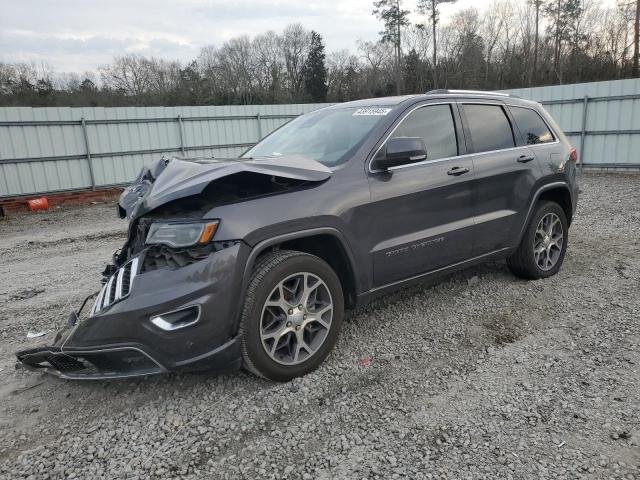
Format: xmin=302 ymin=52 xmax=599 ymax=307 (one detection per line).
xmin=0 ymin=113 xmax=302 ymax=127
xmin=539 ymin=93 xmax=640 ymax=105
xmin=3 ymin=92 xmax=640 ymax=126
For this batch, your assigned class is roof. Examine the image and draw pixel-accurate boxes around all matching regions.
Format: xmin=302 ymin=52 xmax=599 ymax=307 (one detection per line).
xmin=327 ymin=95 xmax=421 ymax=109
xmin=331 ymin=90 xmax=540 ymax=111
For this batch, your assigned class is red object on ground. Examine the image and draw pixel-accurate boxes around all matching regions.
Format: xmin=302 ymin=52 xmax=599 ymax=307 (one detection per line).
xmin=26 ymin=197 xmax=49 ymax=211
xmin=0 ymin=187 xmax=123 ymax=217
xmin=359 ymin=356 xmax=372 ymax=366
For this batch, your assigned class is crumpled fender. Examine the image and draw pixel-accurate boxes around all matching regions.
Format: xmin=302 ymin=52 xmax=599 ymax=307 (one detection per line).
xmin=118 ymin=157 xmax=170 ymax=218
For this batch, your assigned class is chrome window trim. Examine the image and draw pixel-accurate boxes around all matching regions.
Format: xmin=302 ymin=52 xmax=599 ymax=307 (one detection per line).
xmin=384 ymin=145 xmax=536 ymax=172
xmin=368 ymin=100 xmax=561 ymax=174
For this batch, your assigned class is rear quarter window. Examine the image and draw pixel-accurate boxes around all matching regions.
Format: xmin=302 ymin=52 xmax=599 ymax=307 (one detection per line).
xmin=509 ymin=106 xmax=555 ymax=144
xmin=463 ymin=104 xmax=515 ymax=153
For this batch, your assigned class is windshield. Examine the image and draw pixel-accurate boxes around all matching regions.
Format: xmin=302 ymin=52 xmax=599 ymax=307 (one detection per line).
xmin=242 ymin=106 xmax=391 ymax=166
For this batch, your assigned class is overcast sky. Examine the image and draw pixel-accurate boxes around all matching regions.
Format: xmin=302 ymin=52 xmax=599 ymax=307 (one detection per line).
xmin=0 ymin=0 xmax=617 ymax=73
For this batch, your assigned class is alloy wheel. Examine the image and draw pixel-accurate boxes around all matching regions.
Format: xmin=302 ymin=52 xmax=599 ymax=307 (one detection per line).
xmin=260 ymin=272 xmax=333 ymax=365
xmin=534 ymin=212 xmax=564 ymax=271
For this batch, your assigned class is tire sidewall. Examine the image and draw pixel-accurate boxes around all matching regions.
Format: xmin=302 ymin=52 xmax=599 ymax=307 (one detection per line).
xmin=524 ymin=202 xmax=568 ymax=279
xmin=242 ymin=253 xmax=344 ymax=381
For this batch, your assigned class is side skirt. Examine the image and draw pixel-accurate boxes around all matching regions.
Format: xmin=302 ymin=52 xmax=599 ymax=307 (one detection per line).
xmin=355 ymin=247 xmax=512 ymax=308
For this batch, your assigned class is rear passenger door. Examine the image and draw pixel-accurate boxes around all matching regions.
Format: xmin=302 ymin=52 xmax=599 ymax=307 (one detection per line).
xmin=367 ymin=102 xmax=475 ymax=286
xmin=459 ymin=102 xmax=541 ymax=256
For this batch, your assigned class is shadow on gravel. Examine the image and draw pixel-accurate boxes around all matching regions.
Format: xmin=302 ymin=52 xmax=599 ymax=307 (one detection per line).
xmin=349 ymin=261 xmax=512 ymax=322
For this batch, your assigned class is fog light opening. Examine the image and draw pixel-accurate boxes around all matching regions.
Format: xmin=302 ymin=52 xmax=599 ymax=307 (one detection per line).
xmin=150 ymin=305 xmax=201 ymax=331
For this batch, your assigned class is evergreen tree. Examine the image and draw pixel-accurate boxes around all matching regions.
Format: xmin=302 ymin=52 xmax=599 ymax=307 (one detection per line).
xmin=403 ymin=48 xmax=422 ymax=93
xmin=417 ymin=0 xmax=457 ymax=88
xmin=373 ymin=0 xmax=410 ymax=94
xmin=303 ymin=31 xmax=328 ymax=102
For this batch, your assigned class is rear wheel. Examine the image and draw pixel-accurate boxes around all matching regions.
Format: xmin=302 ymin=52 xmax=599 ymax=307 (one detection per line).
xmin=507 ymin=201 xmax=568 ymax=280
xmin=239 ymin=250 xmax=344 ymax=381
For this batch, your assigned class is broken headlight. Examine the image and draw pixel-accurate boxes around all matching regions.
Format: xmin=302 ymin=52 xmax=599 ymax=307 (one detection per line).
xmin=145 ymin=221 xmax=219 ymax=248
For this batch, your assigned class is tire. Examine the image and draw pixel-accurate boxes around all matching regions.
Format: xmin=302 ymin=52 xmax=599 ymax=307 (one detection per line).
xmin=239 ymin=250 xmax=344 ymax=381
xmin=507 ymin=201 xmax=568 ymax=280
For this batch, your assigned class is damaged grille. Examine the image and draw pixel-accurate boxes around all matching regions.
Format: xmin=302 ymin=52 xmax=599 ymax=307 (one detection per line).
xmin=90 ymin=258 xmax=138 ymax=316
xmin=18 ymin=347 xmax=163 ymax=379
xmin=142 ymin=241 xmax=239 ymax=272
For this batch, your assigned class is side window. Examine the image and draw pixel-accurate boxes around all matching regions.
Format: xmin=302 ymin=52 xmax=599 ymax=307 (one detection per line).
xmin=510 ymin=106 xmax=555 ymax=144
xmin=463 ymin=104 xmax=515 ymax=153
xmin=389 ymin=104 xmax=458 ymax=160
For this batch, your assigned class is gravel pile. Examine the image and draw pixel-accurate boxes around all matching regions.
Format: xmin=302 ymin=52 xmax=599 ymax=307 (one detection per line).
xmin=0 ymin=173 xmax=638 ymax=479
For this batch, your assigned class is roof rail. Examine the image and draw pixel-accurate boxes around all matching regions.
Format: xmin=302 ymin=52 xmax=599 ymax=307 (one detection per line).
xmin=426 ymin=89 xmax=514 ymax=97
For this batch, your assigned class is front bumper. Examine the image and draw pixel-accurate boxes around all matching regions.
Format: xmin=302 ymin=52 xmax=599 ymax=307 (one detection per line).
xmin=15 ymin=242 xmax=249 ymax=379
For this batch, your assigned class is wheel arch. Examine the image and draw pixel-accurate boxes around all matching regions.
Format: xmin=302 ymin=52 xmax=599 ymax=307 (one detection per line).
xmin=538 ymin=186 xmax=573 ymax=226
xmin=517 ymin=182 xmax=573 ymax=245
xmin=240 ymin=228 xmax=359 ymax=314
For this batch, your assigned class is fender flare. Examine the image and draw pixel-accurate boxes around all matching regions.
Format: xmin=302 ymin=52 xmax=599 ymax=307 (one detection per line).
xmin=516 ymin=181 xmax=572 ymax=245
xmin=234 ymin=227 xmax=359 ymax=328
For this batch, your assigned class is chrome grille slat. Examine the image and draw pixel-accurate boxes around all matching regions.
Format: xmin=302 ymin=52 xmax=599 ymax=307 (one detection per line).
xmin=90 ymin=258 xmax=139 ymax=317
xmin=103 ymin=276 xmax=115 ymax=308
xmin=127 ymin=258 xmax=139 ymax=296
xmin=115 ymin=267 xmax=125 ymax=300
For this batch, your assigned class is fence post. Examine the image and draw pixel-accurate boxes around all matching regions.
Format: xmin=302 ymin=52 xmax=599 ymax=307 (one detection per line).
xmin=579 ymin=96 xmax=589 ymax=173
xmin=80 ymin=117 xmax=96 ymax=191
xmin=177 ymin=115 xmax=186 ymax=155
xmin=256 ymin=113 xmax=263 ymax=140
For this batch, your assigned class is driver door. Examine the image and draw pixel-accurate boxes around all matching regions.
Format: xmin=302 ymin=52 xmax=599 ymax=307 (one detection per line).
xmin=365 ymin=103 xmax=475 ymax=286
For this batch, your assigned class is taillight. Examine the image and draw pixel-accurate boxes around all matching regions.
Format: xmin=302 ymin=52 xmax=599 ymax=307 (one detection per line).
xmin=569 ymin=148 xmax=578 ymax=163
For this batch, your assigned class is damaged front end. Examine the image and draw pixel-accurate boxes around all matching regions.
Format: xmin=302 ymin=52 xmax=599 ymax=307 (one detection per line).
xmin=16 ymin=155 xmax=332 ymax=379
xmin=15 ymin=295 xmax=167 ymax=380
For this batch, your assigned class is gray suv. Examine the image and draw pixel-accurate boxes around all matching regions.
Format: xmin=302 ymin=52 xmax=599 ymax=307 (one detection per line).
xmin=16 ymin=90 xmax=579 ymax=382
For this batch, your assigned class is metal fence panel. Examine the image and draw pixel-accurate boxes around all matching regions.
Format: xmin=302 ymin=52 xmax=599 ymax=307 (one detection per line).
xmin=0 ymin=103 xmax=330 ymax=197
xmin=2 ymin=79 xmax=639 ymax=198
xmin=501 ymin=78 xmax=640 ymax=167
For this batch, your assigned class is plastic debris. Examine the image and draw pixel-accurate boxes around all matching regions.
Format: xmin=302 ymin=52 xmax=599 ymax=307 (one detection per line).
xmin=26 ymin=331 xmax=47 ymax=339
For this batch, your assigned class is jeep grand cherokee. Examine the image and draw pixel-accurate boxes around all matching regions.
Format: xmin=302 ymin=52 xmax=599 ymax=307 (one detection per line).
xmin=16 ymin=90 xmax=579 ymax=381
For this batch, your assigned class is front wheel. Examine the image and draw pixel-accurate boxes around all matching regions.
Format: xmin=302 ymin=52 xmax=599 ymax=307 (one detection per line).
xmin=239 ymin=250 xmax=344 ymax=381
xmin=507 ymin=201 xmax=568 ymax=280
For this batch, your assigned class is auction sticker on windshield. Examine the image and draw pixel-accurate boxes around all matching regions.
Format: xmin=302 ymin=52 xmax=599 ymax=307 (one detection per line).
xmin=353 ymin=107 xmax=392 ymax=116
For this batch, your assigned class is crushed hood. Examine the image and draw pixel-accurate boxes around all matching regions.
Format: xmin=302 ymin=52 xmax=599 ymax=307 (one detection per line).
xmin=124 ymin=155 xmax=332 ymax=220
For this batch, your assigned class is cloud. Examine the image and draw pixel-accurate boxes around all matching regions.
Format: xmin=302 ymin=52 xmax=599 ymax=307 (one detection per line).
xmin=0 ymin=0 xmax=503 ymax=73
xmin=0 ymin=30 xmax=197 ymax=72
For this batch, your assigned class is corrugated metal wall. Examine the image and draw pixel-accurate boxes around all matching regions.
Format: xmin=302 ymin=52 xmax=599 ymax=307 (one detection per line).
xmin=2 ymin=78 xmax=639 ymax=198
xmin=0 ymin=104 xmax=330 ymax=197
xmin=501 ymin=78 xmax=640 ymax=168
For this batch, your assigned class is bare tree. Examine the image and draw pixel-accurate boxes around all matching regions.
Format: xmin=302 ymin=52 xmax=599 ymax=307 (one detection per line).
xmin=253 ymin=31 xmax=285 ymax=102
xmin=358 ymin=40 xmax=394 ymax=95
xmin=480 ymin=2 xmax=506 ymax=87
xmin=280 ymin=24 xmax=311 ymax=101
xmin=530 ymin=0 xmax=545 ymax=84
xmin=99 ymin=55 xmax=153 ymax=98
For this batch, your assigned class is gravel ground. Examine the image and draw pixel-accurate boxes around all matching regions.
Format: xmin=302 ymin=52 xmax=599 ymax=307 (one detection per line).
xmin=0 ymin=172 xmax=638 ymax=480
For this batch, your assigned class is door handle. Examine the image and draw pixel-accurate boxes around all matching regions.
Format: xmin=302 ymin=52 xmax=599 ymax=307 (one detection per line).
xmin=447 ymin=167 xmax=469 ymax=176
xmin=517 ymin=155 xmax=535 ymax=163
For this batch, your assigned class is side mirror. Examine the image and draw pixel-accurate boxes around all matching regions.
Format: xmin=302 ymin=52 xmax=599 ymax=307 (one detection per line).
xmin=372 ymin=137 xmax=427 ymax=171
